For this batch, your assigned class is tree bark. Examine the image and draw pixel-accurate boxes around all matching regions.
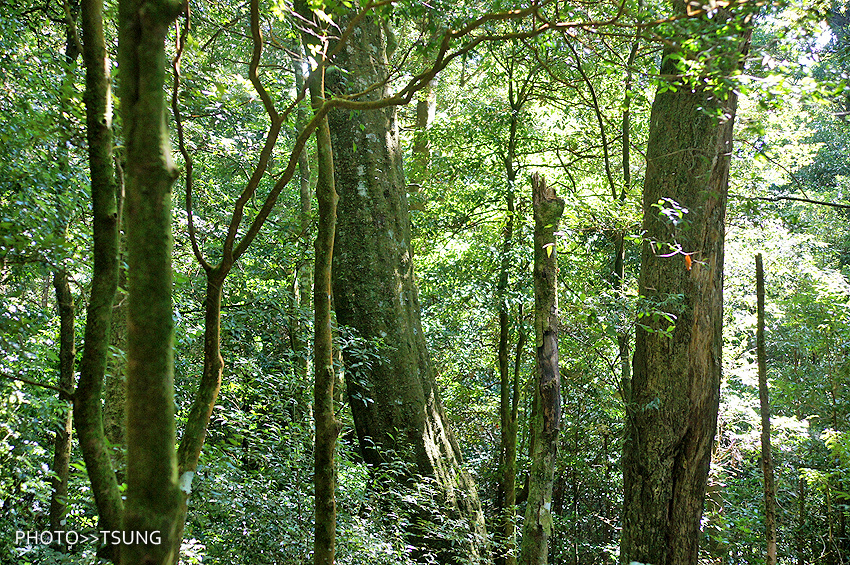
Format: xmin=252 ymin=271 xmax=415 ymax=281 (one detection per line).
xmin=756 ymin=254 xmax=778 ymax=565
xmin=297 ymin=15 xmax=343 ymax=562
xmin=49 ymin=5 xmax=80 ymax=536
xmin=72 ymin=0 xmax=124 ymax=558
xmin=519 ymin=173 xmax=564 ymax=565
xmin=328 ymin=12 xmax=489 ymax=562
xmin=311 ymin=70 xmax=341 ymax=565
xmin=620 ymin=4 xmax=751 ymax=563
xmin=49 ymin=269 xmax=75 ymax=535
xmin=118 ymin=1 xmax=185 ymax=563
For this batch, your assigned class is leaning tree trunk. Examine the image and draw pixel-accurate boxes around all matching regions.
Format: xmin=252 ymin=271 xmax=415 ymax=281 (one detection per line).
xmin=620 ymin=4 xmax=751 ymax=564
xmin=119 ymin=0 xmax=185 ymax=563
xmin=327 ymin=12 xmax=489 ymax=562
xmin=519 ymin=174 xmax=564 ymax=565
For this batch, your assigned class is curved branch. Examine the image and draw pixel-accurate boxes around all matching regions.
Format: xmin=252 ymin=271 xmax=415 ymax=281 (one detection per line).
xmin=172 ymin=4 xmax=211 ymax=271
xmin=230 ymin=0 xmax=646 ymax=263
xmin=249 ymin=0 xmax=279 ymax=122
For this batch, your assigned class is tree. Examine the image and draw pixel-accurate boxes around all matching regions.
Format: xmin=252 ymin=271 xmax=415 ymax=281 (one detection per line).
xmin=327 ymin=11 xmax=490 ymax=561
xmin=119 ymin=0 xmax=186 ymax=563
xmin=756 ymin=253 xmax=778 ymax=565
xmin=620 ymin=3 xmax=753 ymax=563
xmin=297 ymin=5 xmax=341 ymax=563
xmin=72 ymin=0 xmax=124 ymax=553
xmin=519 ymin=174 xmax=564 ymax=565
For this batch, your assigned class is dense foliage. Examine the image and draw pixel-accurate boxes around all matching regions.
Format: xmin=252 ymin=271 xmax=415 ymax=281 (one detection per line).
xmin=1 ymin=0 xmax=849 ymax=564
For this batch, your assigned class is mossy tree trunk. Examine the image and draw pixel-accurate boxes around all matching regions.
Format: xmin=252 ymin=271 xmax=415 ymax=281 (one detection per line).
xmin=72 ymin=0 xmax=124 ymax=559
xmin=620 ymin=4 xmax=751 ymax=563
xmin=49 ymin=269 xmax=75 ymax=535
xmin=519 ymin=174 xmax=563 ymax=565
xmin=297 ymin=10 xmax=342 ymax=562
xmin=310 ymin=67 xmax=341 ymax=565
xmin=118 ymin=0 xmax=185 ymax=563
xmin=328 ymin=12 xmax=489 ymax=562
xmin=49 ymin=3 xmax=80 ymax=536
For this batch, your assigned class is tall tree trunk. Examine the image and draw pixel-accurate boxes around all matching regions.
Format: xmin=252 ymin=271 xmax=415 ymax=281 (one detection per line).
xmin=72 ymin=0 xmax=124 ymax=558
xmin=756 ymin=254 xmax=778 ymax=565
xmin=311 ymin=72 xmax=341 ymax=565
xmin=328 ymin=12 xmax=489 ymax=562
xmin=50 ymin=3 xmax=80 ymax=535
xmin=298 ymin=16 xmax=343 ymax=561
xmin=620 ymin=4 xmax=751 ymax=564
xmin=519 ymin=173 xmax=564 ymax=565
xmin=49 ymin=269 xmax=75 ymax=535
xmin=497 ymin=74 xmax=522 ymax=565
xmin=118 ymin=1 xmax=184 ymax=563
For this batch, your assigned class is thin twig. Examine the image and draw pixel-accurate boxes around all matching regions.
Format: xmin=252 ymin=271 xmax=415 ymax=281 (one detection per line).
xmin=733 ymin=195 xmax=850 ymax=210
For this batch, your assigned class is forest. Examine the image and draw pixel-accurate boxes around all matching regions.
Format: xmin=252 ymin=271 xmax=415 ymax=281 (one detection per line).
xmin=1 ymin=0 xmax=849 ymax=564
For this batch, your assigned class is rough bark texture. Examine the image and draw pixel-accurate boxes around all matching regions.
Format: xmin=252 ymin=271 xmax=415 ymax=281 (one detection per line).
xmin=620 ymin=5 xmax=749 ymax=563
xmin=119 ymin=1 xmax=185 ymax=563
xmin=73 ymin=0 xmax=124 ymax=556
xmin=328 ymin=13 xmax=489 ymax=562
xmin=519 ymin=174 xmax=563 ymax=565
xmin=756 ymin=254 xmax=778 ymax=565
